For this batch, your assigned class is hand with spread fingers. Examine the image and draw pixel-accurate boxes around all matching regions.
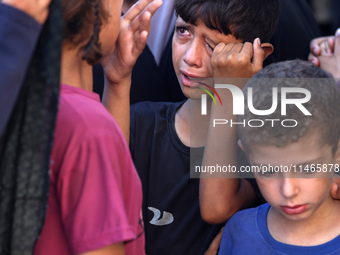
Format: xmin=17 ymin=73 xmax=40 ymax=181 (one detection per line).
xmin=102 ymin=0 xmax=162 ymax=142
xmin=102 ymin=0 xmax=163 ymax=86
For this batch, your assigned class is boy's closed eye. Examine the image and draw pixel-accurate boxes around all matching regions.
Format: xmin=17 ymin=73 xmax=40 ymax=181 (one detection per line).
xmin=206 ymin=42 xmax=214 ymax=51
xmin=297 ymin=163 xmax=332 ymax=177
xmin=205 ymin=38 xmax=218 ymax=55
xmin=258 ymin=169 xmax=278 ymax=177
xmin=300 ymin=165 xmax=316 ymax=175
xmin=206 ymin=42 xmax=214 ymax=55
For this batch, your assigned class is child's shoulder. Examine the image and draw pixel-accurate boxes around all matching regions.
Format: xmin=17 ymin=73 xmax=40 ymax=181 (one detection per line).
xmin=226 ymin=203 xmax=270 ymax=230
xmin=58 ymin=85 xmax=124 ymax=140
xmin=131 ymin=101 xmax=184 ymax=115
xmin=219 ymin=203 xmax=271 ymax=254
xmin=130 ymin=100 xmax=185 ymax=125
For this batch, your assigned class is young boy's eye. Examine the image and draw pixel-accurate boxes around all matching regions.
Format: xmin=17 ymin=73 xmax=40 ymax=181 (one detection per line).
xmin=176 ymin=26 xmax=189 ymax=35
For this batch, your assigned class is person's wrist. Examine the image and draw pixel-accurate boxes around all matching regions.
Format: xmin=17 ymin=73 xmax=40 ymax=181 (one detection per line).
xmin=105 ymin=76 xmax=131 ymax=98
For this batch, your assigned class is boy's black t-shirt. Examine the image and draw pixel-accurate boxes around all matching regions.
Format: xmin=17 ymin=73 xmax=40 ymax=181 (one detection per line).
xmin=130 ymin=101 xmax=255 ymax=255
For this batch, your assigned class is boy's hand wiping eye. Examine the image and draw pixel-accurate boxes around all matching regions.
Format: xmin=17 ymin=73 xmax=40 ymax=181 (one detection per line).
xmin=211 ymin=38 xmax=273 ymax=82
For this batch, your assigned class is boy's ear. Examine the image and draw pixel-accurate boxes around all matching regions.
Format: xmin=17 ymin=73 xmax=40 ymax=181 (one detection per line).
xmin=261 ymin=43 xmax=274 ymax=60
xmin=237 ymin=139 xmax=245 ymax=152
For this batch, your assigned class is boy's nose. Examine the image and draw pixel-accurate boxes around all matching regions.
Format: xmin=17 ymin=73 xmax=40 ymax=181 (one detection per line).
xmin=183 ymin=40 xmax=203 ymax=68
xmin=280 ymin=178 xmax=300 ymax=199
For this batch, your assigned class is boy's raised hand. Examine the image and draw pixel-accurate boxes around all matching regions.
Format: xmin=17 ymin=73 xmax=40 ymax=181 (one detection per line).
xmin=308 ymin=34 xmax=336 ymax=67
xmin=211 ymin=38 xmax=273 ymax=80
xmin=102 ymin=0 xmax=162 ymax=86
xmin=311 ymin=29 xmax=340 ymax=78
xmin=199 ymin=39 xmax=269 ymax=225
xmin=102 ymin=0 xmax=162 ymax=142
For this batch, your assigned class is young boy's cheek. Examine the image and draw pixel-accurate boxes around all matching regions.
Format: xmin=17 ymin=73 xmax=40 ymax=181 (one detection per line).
xmin=255 ymin=178 xmax=277 ymax=200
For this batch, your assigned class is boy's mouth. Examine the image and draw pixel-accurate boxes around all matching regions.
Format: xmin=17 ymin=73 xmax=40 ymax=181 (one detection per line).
xmin=280 ymin=204 xmax=308 ymax=215
xmin=180 ymin=71 xmax=205 ymax=87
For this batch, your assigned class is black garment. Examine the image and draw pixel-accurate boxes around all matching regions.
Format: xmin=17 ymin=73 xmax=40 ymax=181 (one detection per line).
xmin=330 ymin=0 xmax=340 ymax=33
xmin=0 ymin=4 xmax=42 ymax=136
xmin=130 ymin=101 xmax=249 ymax=255
xmin=264 ymin=0 xmax=321 ymax=65
xmin=0 ymin=1 xmax=62 ymax=254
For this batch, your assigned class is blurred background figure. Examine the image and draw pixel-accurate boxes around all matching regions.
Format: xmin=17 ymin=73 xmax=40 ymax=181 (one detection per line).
xmin=308 ymin=0 xmax=340 ymax=35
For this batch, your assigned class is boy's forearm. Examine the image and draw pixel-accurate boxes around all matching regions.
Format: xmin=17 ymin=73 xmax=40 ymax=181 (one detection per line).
xmin=200 ymin=89 xmax=256 ymax=224
xmin=102 ymin=76 xmax=131 ymax=143
xmin=200 ymin=40 xmax=268 ymax=224
xmin=200 ymin=178 xmax=256 ymax=224
xmin=200 ymin=131 xmax=256 ymax=223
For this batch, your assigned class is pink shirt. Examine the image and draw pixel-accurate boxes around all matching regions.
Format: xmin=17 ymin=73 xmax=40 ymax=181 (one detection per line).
xmin=35 ymin=85 xmax=144 ymax=254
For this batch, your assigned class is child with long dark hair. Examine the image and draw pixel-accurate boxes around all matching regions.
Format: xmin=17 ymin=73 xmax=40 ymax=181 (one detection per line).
xmin=34 ymin=0 xmax=161 ymax=254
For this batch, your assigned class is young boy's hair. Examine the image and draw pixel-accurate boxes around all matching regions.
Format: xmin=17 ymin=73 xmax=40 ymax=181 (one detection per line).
xmin=62 ymin=0 xmax=108 ymax=64
xmin=174 ymin=0 xmax=280 ymax=43
xmin=238 ymin=60 xmax=340 ymax=154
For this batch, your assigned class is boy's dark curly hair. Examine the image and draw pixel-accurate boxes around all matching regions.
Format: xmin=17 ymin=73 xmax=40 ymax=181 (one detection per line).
xmin=62 ymin=0 xmax=108 ymax=65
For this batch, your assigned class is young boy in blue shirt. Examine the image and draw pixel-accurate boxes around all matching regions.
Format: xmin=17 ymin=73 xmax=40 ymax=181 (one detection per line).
xmin=219 ymin=59 xmax=340 ymax=254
